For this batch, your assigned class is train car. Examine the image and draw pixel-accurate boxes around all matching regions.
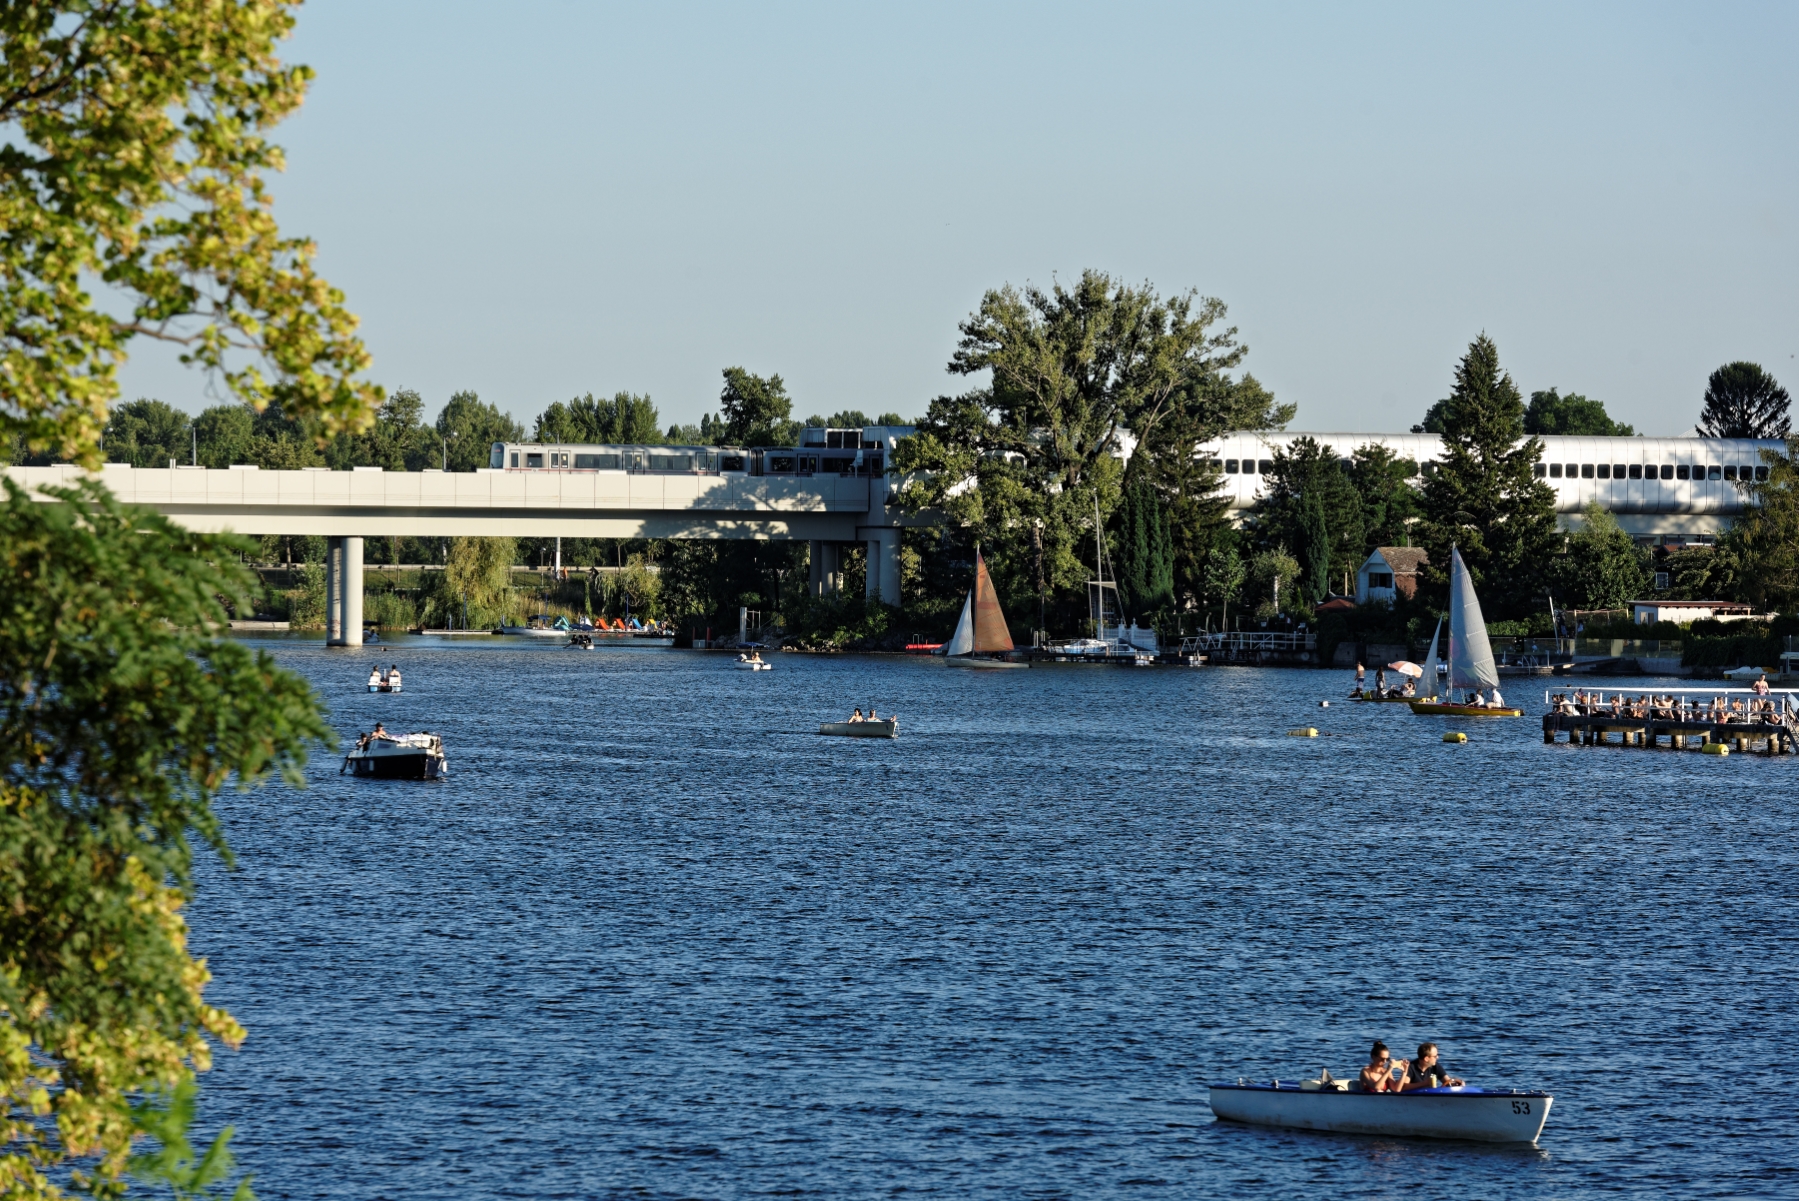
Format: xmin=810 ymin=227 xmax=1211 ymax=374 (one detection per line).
xmin=489 ymin=425 xmax=911 ymax=479
xmin=1202 ymin=432 xmax=1786 ymax=539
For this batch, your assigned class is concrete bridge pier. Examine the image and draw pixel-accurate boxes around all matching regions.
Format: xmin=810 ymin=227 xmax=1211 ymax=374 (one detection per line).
xmin=809 ymin=540 xmax=842 ymax=597
xmin=862 ymin=527 xmax=900 ymax=608
xmin=326 ymin=535 xmax=364 ymax=647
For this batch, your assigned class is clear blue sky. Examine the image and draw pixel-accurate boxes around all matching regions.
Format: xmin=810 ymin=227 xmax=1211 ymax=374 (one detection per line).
xmin=117 ymin=1 xmax=1799 ymax=436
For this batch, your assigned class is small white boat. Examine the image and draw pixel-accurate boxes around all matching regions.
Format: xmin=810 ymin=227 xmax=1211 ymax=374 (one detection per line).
xmin=1208 ymin=1081 xmax=1552 ymax=1143
xmin=341 ymin=732 xmax=446 ymax=779
xmin=366 ymin=681 xmax=402 ymax=693
xmin=736 ymin=656 xmax=772 ymax=671
xmin=818 ymin=718 xmax=898 ymax=738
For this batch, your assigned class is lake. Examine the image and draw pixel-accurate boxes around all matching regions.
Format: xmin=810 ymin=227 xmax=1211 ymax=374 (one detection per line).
xmin=189 ymin=639 xmax=1797 ymax=1198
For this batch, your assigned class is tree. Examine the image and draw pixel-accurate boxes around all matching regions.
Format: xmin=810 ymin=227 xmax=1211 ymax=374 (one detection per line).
xmin=1201 ymin=536 xmax=1246 ymax=629
xmin=1346 ymin=443 xmax=1422 ymax=555
xmin=895 ymin=271 xmax=1288 ymax=626
xmin=439 ymin=536 xmax=517 ymax=627
xmin=1 ymin=0 xmax=381 ymax=468
xmin=1553 ymin=503 xmax=1651 ymax=609
xmin=1414 ymin=335 xmax=1561 ymax=617
xmin=1248 ymin=437 xmax=1364 ymax=601
xmin=535 ymin=392 xmax=660 ymax=444
xmin=1114 ymin=481 xmax=1173 ymax=618
xmin=324 ymin=388 xmax=437 ymax=471
xmin=718 ymin=369 xmax=799 ymax=446
xmin=103 ymin=400 xmax=192 ymax=467
xmin=0 ymin=477 xmax=326 ymax=1198
xmin=1720 ymin=442 xmax=1799 ymax=609
xmin=1524 ymin=389 xmax=1634 ymax=436
xmin=435 ymin=391 xmax=524 ymax=472
xmin=1249 ymin=548 xmax=1301 ymax=620
xmin=193 ymin=404 xmax=255 ymax=468
xmin=1698 ymin=362 xmax=1791 ymax=439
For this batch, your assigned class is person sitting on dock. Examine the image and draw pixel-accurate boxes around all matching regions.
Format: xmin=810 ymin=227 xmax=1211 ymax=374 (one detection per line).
xmin=1730 ymin=698 xmax=1747 ymax=719
xmin=1399 ymin=1043 xmax=1464 ymax=1091
xmin=1357 ymin=1042 xmax=1408 ymax=1094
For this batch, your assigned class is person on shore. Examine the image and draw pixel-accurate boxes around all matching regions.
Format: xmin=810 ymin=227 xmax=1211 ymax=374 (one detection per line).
xmin=1358 ymin=1042 xmax=1408 ymax=1093
xmin=1399 ymin=1043 xmax=1464 ymax=1091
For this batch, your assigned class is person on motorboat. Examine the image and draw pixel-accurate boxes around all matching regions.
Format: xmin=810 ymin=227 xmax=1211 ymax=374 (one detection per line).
xmin=1399 ymin=1043 xmax=1464 ymax=1091
xmin=371 ymin=722 xmax=395 ymax=741
xmin=387 ymin=664 xmax=401 ymax=688
xmin=368 ymin=667 xmax=383 ymax=688
xmin=848 ymin=707 xmax=864 ymax=723
xmin=868 ymin=707 xmax=879 ymax=722
xmin=1357 ymin=1042 xmax=1408 ymax=1093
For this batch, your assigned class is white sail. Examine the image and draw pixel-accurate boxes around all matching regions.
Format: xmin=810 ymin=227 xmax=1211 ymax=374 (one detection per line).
xmin=1418 ymin=618 xmax=1443 ymax=701
xmin=944 ymin=591 xmax=975 ymax=657
xmin=1447 ymin=545 xmax=1500 ymax=693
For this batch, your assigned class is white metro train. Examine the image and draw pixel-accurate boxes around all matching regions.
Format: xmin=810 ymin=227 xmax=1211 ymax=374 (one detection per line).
xmin=488 ymin=425 xmax=899 ymax=478
xmin=1206 ymin=433 xmax=1785 ymax=538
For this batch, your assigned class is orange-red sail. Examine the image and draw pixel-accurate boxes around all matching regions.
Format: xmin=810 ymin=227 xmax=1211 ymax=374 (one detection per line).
xmin=971 ymin=550 xmax=1014 ymax=652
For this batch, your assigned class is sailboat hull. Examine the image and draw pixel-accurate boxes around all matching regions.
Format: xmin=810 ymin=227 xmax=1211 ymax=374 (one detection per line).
xmin=945 ymin=655 xmax=1028 ymax=669
xmin=1408 ymin=702 xmax=1522 ymax=717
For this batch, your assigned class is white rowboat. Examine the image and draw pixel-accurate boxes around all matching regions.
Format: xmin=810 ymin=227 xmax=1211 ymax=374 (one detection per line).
xmin=1208 ymin=1082 xmax=1551 ymax=1143
xmin=818 ymin=719 xmax=897 ymax=738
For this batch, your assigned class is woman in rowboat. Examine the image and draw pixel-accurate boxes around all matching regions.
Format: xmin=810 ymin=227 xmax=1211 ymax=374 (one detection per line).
xmin=1357 ymin=1042 xmax=1408 ymax=1093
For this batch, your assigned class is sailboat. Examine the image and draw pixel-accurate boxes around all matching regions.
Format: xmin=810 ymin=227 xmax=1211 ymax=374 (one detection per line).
xmin=942 ymin=550 xmax=1027 ymax=668
xmin=1408 ymin=546 xmax=1523 ymax=717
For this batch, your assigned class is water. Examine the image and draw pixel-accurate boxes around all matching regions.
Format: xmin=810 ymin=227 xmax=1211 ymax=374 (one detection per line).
xmin=189 ymin=641 xmax=1798 ymax=1198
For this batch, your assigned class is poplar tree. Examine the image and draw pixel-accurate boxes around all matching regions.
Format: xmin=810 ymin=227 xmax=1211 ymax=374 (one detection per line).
xmin=1415 ymin=335 xmax=1560 ymax=616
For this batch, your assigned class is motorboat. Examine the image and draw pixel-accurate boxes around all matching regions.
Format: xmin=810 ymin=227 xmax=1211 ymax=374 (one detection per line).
xmin=940 ymin=551 xmax=1027 ymax=668
xmin=566 ymin=634 xmax=595 ymax=650
xmin=735 ymin=654 xmax=772 ymax=671
xmin=819 ymin=718 xmax=898 ymax=738
xmin=366 ymin=676 xmax=403 ymax=693
xmin=1208 ymin=1080 xmax=1552 ymax=1143
xmin=341 ymin=731 xmax=446 ymax=779
xmin=1408 ymin=549 xmax=1522 ymax=717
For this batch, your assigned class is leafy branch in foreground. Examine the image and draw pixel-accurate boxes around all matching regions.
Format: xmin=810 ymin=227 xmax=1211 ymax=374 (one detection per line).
xmin=1 ymin=1 xmax=382 ymax=467
xmin=0 ymin=478 xmax=330 ymax=1198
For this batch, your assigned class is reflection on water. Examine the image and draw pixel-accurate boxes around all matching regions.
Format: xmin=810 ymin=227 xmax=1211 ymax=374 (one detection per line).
xmin=191 ymin=639 xmax=1795 ymax=1198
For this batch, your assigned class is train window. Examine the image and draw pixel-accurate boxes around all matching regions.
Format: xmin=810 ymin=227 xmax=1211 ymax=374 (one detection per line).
xmin=525 ymin=453 xmax=543 ymax=468
xmin=1580 ymin=463 xmax=1594 ymax=479
xmin=1401 ymin=460 xmax=1418 ymax=477
xmin=1707 ymin=465 xmax=1721 ymax=480
xmin=1564 ymin=463 xmax=1577 ymax=477
xmin=766 ymin=455 xmax=795 ymax=473
xmin=1548 ymin=463 xmax=1562 ymax=478
xmin=1613 ymin=463 xmax=1626 ymax=478
xmin=574 ymin=453 xmax=620 ymax=470
xmin=1757 ymin=465 xmax=1770 ymax=481
xmin=824 ymin=456 xmax=855 ymax=474
xmin=861 ymin=454 xmax=883 ymax=476
xmin=1533 ymin=463 xmax=1548 ymax=477
xmin=1723 ymin=465 xmax=1737 ymax=481
xmin=1628 ymin=464 xmax=1642 ymax=480
xmin=1207 ymin=459 xmax=1223 ymax=469
xmin=1422 ymin=462 xmax=1438 ymax=476
xmin=1596 ymin=464 xmax=1610 ymax=479
xmin=1258 ymin=459 xmax=1274 ymax=474
xmin=649 ymin=455 xmax=692 ymax=472
xmin=720 ymin=455 xmax=745 ymax=472
xmin=1660 ymin=464 xmax=1673 ymax=480
xmin=555 ymin=452 xmax=569 ymax=467
xmin=1224 ymin=459 xmax=1239 ymax=473
xmin=510 ymin=453 xmax=519 ymax=468
xmin=1676 ymin=464 xmax=1690 ymax=480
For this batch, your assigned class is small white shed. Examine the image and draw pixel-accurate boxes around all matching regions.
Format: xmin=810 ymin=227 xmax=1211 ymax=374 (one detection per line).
xmin=1356 ymin=547 xmax=1429 ymax=605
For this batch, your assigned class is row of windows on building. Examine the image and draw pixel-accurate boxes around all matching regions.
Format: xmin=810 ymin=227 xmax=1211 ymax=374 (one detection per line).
xmin=1217 ymin=457 xmax=1769 ymax=483
xmin=1532 ymin=462 xmax=1769 ymax=481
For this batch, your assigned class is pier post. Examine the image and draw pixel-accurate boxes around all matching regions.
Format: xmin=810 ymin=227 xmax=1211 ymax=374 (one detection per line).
xmin=325 ymin=536 xmax=363 ymax=647
xmin=862 ymin=528 xmax=900 ymax=608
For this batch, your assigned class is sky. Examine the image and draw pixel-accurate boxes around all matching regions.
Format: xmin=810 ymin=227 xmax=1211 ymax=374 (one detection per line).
xmin=116 ymin=1 xmax=1799 ymax=437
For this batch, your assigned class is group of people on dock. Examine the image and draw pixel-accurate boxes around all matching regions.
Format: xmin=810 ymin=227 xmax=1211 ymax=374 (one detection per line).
xmin=1356 ymin=1041 xmax=1465 ymax=1093
xmin=1551 ymin=685 xmax=1789 ymax=726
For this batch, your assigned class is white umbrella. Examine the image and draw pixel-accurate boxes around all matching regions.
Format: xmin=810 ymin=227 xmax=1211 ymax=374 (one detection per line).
xmin=1388 ymin=660 xmax=1424 ymax=678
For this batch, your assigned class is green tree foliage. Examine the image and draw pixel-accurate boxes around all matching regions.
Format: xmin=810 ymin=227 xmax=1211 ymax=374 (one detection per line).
xmin=434 ymin=392 xmax=523 ymax=472
xmin=1661 ymin=545 xmax=1733 ymax=602
xmin=717 ymin=369 xmax=799 ymax=446
xmin=1249 ymin=437 xmax=1365 ymax=602
xmin=193 ymin=406 xmax=255 ymax=469
xmin=1346 ymin=443 xmax=1421 ymax=554
xmin=657 ymin=540 xmax=805 ymax=628
xmin=1524 ymin=389 xmax=1635 ymax=436
xmin=1720 ymin=441 xmax=1799 ymax=609
xmin=895 ymin=271 xmax=1288 ymax=624
xmin=0 ymin=477 xmax=327 ymax=1198
xmin=324 ymin=388 xmax=438 ymax=471
xmin=1414 ymin=335 xmax=1560 ymax=617
xmin=1698 ymin=362 xmax=1791 ymax=439
xmin=1249 ymin=548 xmax=1301 ymax=620
xmin=436 ymin=536 xmax=517 ymax=627
xmin=103 ymin=400 xmax=193 ymax=468
xmin=1 ymin=0 xmax=382 ymax=468
xmin=1114 ymin=481 xmax=1173 ymax=618
xmin=535 ymin=393 xmax=661 ymax=444
xmin=1552 ymin=503 xmax=1651 ymax=608
xmin=1201 ymin=535 xmax=1247 ymax=627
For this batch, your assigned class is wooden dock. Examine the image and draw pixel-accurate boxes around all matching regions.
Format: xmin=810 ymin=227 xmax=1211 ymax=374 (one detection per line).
xmin=1542 ymin=713 xmax=1794 ymax=753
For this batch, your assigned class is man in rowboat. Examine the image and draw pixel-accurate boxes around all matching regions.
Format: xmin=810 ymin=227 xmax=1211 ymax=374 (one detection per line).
xmin=1399 ymin=1043 xmax=1464 ymax=1091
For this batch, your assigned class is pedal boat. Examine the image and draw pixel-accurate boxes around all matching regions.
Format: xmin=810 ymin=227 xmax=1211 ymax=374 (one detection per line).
xmin=366 ymin=681 xmax=403 ymax=693
xmin=341 ymin=732 xmax=446 ymax=779
xmin=1208 ymin=1081 xmax=1551 ymax=1143
xmin=1407 ymin=701 xmax=1522 ymax=717
xmin=736 ymin=657 xmax=773 ymax=670
xmin=818 ymin=718 xmax=897 ymax=738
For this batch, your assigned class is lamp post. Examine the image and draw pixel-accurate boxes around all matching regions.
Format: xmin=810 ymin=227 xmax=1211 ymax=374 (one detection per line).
xmin=442 ymin=429 xmax=458 ymax=471
xmin=189 ymin=423 xmax=197 ymax=467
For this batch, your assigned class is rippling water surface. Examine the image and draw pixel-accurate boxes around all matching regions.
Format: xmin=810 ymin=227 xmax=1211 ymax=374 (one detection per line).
xmin=189 ymin=639 xmax=1796 ymax=1198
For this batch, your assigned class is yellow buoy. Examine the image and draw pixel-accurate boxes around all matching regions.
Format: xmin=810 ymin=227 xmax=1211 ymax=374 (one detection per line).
xmin=1443 ymin=732 xmax=1468 ymax=743
xmin=1287 ymin=728 xmax=1318 ymax=737
xmin=1700 ymin=741 xmax=1729 ymax=756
